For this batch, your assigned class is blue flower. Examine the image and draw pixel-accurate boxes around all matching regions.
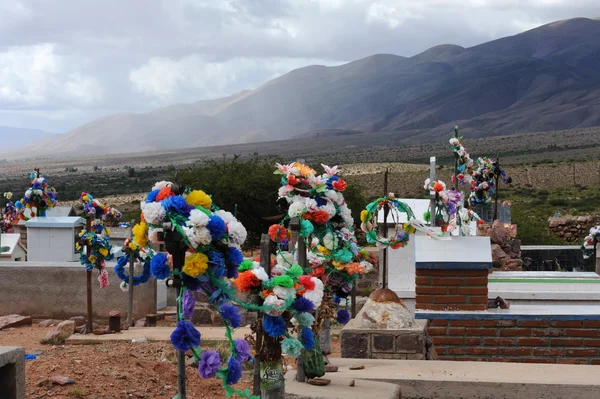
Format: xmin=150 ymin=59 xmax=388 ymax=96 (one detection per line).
xmin=333 ymin=295 xmax=341 ymax=305
xmin=207 ymin=215 xmax=226 ymax=240
xmin=170 ymin=320 xmax=201 ymax=352
xmin=293 ymin=297 xmax=314 ymax=314
xmin=162 ymin=195 xmax=193 ymax=216
xmin=150 ymin=253 xmax=171 ymax=280
xmin=198 ymin=350 xmax=220 ymax=379
xmin=300 ymin=327 xmax=315 ymax=351
xmin=146 ymin=189 xmax=160 ymax=203
xmin=263 ymin=315 xmax=287 ymax=337
xmin=326 ymin=175 xmax=340 ymax=190
xmin=207 ymin=250 xmax=226 ymax=278
xmin=314 ymin=196 xmax=327 ymax=206
xmin=226 ymin=247 xmax=243 ymax=279
xmin=182 ymin=273 xmax=200 ymax=291
xmin=336 ymin=309 xmax=350 ymax=325
xmin=234 ymin=338 xmax=251 ymax=362
xmin=226 ymin=356 xmax=243 ymax=385
xmin=220 ymin=304 xmax=242 ymax=328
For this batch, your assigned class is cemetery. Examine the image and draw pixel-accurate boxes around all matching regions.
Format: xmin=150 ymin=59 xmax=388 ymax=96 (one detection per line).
xmin=2 ymin=130 xmax=600 ymax=399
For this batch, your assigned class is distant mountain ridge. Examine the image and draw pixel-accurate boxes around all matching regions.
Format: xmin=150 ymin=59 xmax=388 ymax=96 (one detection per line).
xmin=0 ymin=126 xmax=56 ymax=153
xmin=14 ymin=17 xmax=600 ymax=157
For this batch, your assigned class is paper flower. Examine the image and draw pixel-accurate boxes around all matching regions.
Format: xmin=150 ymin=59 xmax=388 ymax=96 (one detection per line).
xmin=207 ymin=215 xmax=226 ymax=240
xmin=186 ymin=190 xmax=212 ymax=209
xmin=300 ymin=327 xmax=315 ymax=351
xmin=263 ymin=314 xmax=287 ymax=337
xmin=182 ymin=290 xmax=195 ymax=319
xmin=226 ymin=357 xmax=243 ymax=385
xmin=220 ymin=304 xmax=242 ymax=329
xmin=227 ymin=221 xmax=247 ymax=245
xmin=263 ymin=295 xmax=286 ymax=316
xmin=294 ymin=312 xmax=315 ymax=328
xmin=293 ymin=297 xmax=315 ymax=314
xmin=234 ymin=339 xmax=251 ymax=362
xmin=170 ymin=321 xmax=201 ymax=352
xmin=198 ymin=350 xmax=220 ymax=379
xmin=150 ymin=253 xmax=171 ymax=279
xmin=336 ymin=309 xmax=350 ymax=325
xmin=183 ymin=252 xmax=209 ymax=277
xmin=281 ymin=338 xmax=303 ymax=358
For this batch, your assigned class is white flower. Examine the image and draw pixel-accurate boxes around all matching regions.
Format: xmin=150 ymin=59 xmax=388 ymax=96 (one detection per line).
xmin=152 ymin=181 xmax=172 ymax=191
xmin=278 ymin=185 xmax=294 ymax=197
xmin=251 ymin=267 xmax=269 ymax=281
xmin=303 ymin=290 xmax=323 ymax=308
xmin=307 ymin=251 xmax=325 ymax=266
xmin=311 ymin=277 xmax=324 ymax=292
xmin=263 ymin=295 xmax=286 ymax=316
xmin=141 ymin=202 xmax=166 ymax=225
xmin=288 ymin=201 xmax=306 ymax=218
xmin=325 ymin=190 xmax=343 ymax=205
xmin=321 ymin=164 xmax=340 ymax=177
xmin=342 ymin=214 xmax=354 ymax=227
xmin=360 ymin=261 xmax=374 ymax=274
xmin=119 ymin=281 xmax=129 ymax=292
xmin=273 ymin=286 xmax=296 ymax=300
xmin=182 ymin=226 xmax=200 ymax=247
xmin=311 ymin=237 xmax=319 ymax=248
xmin=305 ymin=198 xmax=318 ymax=213
xmin=323 ymin=233 xmax=336 ymax=251
xmin=148 ymin=227 xmax=162 ymax=244
xmin=276 ymin=252 xmax=295 ymax=269
xmin=196 ymin=227 xmax=212 ymax=246
xmin=423 ymin=178 xmax=431 ymax=190
xmin=189 ymin=209 xmax=209 ymax=227
xmin=215 ymin=210 xmax=236 ymax=224
xmin=321 ymin=201 xmax=336 ymax=217
xmin=338 ymin=227 xmax=354 ymax=242
xmin=271 ymin=265 xmax=286 ymax=276
xmin=449 ymin=138 xmax=459 ymax=146
xmin=228 ymin=220 xmax=247 ymax=245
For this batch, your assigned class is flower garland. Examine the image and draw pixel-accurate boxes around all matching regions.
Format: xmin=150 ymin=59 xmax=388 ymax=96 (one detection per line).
xmin=360 ymin=195 xmax=416 ymax=248
xmin=80 ymin=192 xmax=122 ymax=223
xmin=135 ymin=181 xmax=322 ymax=399
xmin=114 ymin=239 xmax=153 ymax=291
xmin=449 ymin=130 xmax=474 ymax=186
xmin=581 ymin=226 xmax=600 ymax=259
xmin=76 ymin=223 xmax=114 ymax=288
xmin=1 ymin=193 xmax=17 ymax=233
xmin=15 ymin=174 xmax=57 ymax=220
xmin=423 ymin=179 xmax=463 ymax=233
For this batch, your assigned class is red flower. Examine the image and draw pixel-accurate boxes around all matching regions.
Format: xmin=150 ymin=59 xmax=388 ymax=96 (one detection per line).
xmin=310 ymin=210 xmax=330 ymax=225
xmin=298 ymin=276 xmax=315 ymax=291
xmin=332 ymin=179 xmax=347 ymax=191
xmin=288 ymin=175 xmax=299 ymax=185
xmin=310 ymin=267 xmax=324 ymax=278
xmin=156 ymin=186 xmax=174 ymax=201
xmin=234 ymin=271 xmax=261 ymax=293
xmin=268 ymin=224 xmax=287 ymax=243
xmin=433 ymin=182 xmax=444 ymax=192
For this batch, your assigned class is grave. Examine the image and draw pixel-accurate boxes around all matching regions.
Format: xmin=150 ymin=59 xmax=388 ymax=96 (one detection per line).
xmin=0 ymin=234 xmax=27 ymax=261
xmin=0 ymin=346 xmax=25 ymax=399
xmin=26 ymin=216 xmax=85 ymax=262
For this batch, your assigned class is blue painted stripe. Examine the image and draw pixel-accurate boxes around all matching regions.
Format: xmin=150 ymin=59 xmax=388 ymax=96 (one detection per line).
xmin=415 ymin=262 xmax=492 ymax=270
xmin=415 ymin=312 xmax=600 ymax=321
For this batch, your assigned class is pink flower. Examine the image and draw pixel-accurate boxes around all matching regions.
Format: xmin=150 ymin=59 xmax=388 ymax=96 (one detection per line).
xmin=276 ymin=163 xmax=296 ymax=174
xmin=98 ymin=268 xmax=109 ymax=289
xmin=321 ymin=164 xmax=340 ymax=177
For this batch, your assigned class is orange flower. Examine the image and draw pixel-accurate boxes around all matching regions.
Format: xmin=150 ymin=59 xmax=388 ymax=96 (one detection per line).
xmin=346 ymin=262 xmax=365 ymax=275
xmin=234 ymin=271 xmax=261 ymax=293
xmin=268 ymin=224 xmax=288 ymax=242
xmin=310 ymin=267 xmax=324 ymax=278
xmin=293 ymin=162 xmax=316 ymax=177
xmin=433 ymin=182 xmax=444 ymax=192
xmin=390 ymin=242 xmax=404 ymax=250
xmin=261 ymin=289 xmax=274 ymax=298
xmin=156 ymin=186 xmax=174 ymax=201
xmin=311 ymin=210 xmax=330 ymax=225
xmin=332 ymin=179 xmax=347 ymax=191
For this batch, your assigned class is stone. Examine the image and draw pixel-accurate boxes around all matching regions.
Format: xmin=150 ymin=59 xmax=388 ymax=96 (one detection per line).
xmin=43 ymin=330 xmax=63 ymax=343
xmin=349 ymin=365 xmax=365 ymax=370
xmin=49 ymin=376 xmax=76 ymax=386
xmin=358 ymin=298 xmax=417 ymax=329
xmin=307 ymin=378 xmax=331 ymax=386
xmin=134 ymin=318 xmax=146 ymax=327
xmin=504 ymin=259 xmax=523 ymax=271
xmin=341 ymin=332 xmax=369 ymax=359
xmin=489 ymin=221 xmax=507 ymax=245
xmin=93 ymin=327 xmax=109 ymax=335
xmin=372 ymin=334 xmax=395 ymax=353
xmin=325 ymin=365 xmax=338 ymax=372
xmin=39 ymin=319 xmax=62 ymax=327
xmin=0 ymin=346 xmax=25 ymax=399
xmin=74 ymin=325 xmax=85 ymax=334
xmin=121 ymin=323 xmax=130 ymax=331
xmin=55 ymin=320 xmax=76 ymax=340
xmin=0 ymin=315 xmax=32 ymax=330
xmin=396 ymin=334 xmax=424 ymax=353
xmin=491 ymin=244 xmax=507 ymax=261
xmin=191 ymin=307 xmax=213 ymax=325
xmin=349 ymin=380 xmax=355 ymax=387
xmin=69 ymin=316 xmax=87 ymax=327
xmin=109 ymin=310 xmax=121 ymax=317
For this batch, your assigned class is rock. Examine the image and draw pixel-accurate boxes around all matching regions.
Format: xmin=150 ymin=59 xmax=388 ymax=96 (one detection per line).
xmin=349 ymin=365 xmax=365 ymax=370
xmin=134 ymin=318 xmax=146 ymax=327
xmin=491 ymin=244 xmax=507 ymax=261
xmin=489 ymin=220 xmax=507 ymax=245
xmin=75 ymin=325 xmax=85 ymax=334
xmin=307 ymin=378 xmax=331 ymax=386
xmin=0 ymin=314 xmax=32 ymax=330
xmin=93 ymin=327 xmax=109 ymax=335
xmin=69 ymin=316 xmax=87 ymax=327
xmin=36 ymin=378 xmax=50 ymax=387
xmin=39 ymin=319 xmax=62 ymax=327
xmin=43 ymin=330 xmax=63 ymax=343
xmin=109 ymin=310 xmax=121 ymax=317
xmin=349 ymin=380 xmax=355 ymax=387
xmin=358 ymin=297 xmax=416 ymax=329
xmin=49 ymin=376 xmax=76 ymax=386
xmin=325 ymin=365 xmax=338 ymax=372
xmin=55 ymin=320 xmax=76 ymax=340
xmin=505 ymin=259 xmax=523 ymax=271
xmin=121 ymin=323 xmax=130 ymax=331
xmin=549 ymin=220 xmax=561 ymax=228
xmin=577 ymin=216 xmax=587 ymax=222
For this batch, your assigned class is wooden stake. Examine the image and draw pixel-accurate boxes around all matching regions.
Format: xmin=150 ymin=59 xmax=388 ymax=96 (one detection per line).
xmin=85 ymin=217 xmax=93 ymax=334
xmin=493 ymin=153 xmax=500 ymax=222
xmin=429 ymin=157 xmax=437 ymax=228
xmin=381 ymin=169 xmax=389 ymax=289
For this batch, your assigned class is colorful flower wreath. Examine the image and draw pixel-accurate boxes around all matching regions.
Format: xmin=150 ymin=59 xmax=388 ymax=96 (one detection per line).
xmin=468 ymin=157 xmax=511 ymax=206
xmin=114 ymin=239 xmax=153 ymax=291
xmin=15 ymin=174 xmax=57 ymax=220
xmin=360 ymin=195 xmax=416 ymax=248
xmin=80 ymin=192 xmax=122 ymax=223
xmin=449 ymin=129 xmax=474 ymax=186
xmin=76 ymin=223 xmax=114 ymax=288
xmin=581 ymin=226 xmax=600 ymax=259
xmin=423 ymin=179 xmax=463 ymax=233
xmin=135 ymin=181 xmax=321 ymax=399
xmin=1 ymin=193 xmax=17 ymax=233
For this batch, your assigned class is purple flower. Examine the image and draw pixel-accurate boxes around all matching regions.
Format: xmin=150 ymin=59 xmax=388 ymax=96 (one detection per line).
xmin=220 ymin=304 xmax=242 ymax=328
xmin=234 ymin=338 xmax=251 ymax=362
xmin=336 ymin=309 xmax=350 ymax=325
xmin=198 ymin=350 xmax=221 ymax=379
xmin=182 ymin=290 xmax=195 ymax=319
xmin=293 ymin=297 xmax=314 ymax=314
xmin=170 ymin=320 xmax=201 ymax=352
xmin=226 ymin=356 xmax=243 ymax=385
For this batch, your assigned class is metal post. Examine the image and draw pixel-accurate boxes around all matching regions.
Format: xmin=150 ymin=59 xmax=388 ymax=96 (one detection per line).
xmin=127 ymin=219 xmax=135 ymax=327
xmin=493 ymin=154 xmax=500 ymax=222
xmin=86 ymin=217 xmax=93 ymax=334
xmin=429 ymin=157 xmax=437 ymax=228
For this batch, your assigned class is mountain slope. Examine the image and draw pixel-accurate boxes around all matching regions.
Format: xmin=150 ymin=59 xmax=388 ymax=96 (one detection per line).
xmin=0 ymin=127 xmax=56 ymax=152
xmin=17 ymin=17 xmax=600 ymax=157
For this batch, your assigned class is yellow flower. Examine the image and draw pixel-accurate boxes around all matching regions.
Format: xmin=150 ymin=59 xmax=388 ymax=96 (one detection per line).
xmin=89 ymin=255 xmax=97 ymax=264
xmin=360 ymin=210 xmax=368 ymax=223
xmin=82 ymin=196 xmax=89 ymax=202
xmin=185 ymin=190 xmax=212 ymax=209
xmin=99 ymin=248 xmax=108 ymax=257
xmin=132 ymin=222 xmax=148 ymax=248
xmin=318 ymin=245 xmax=329 ymax=255
xmin=75 ymin=243 xmax=81 ymax=251
xmin=332 ymin=261 xmax=346 ymax=271
xmin=128 ymin=242 xmax=137 ymax=251
xmin=105 ymin=228 xmax=111 ymax=236
xmin=182 ymin=252 xmax=209 ymax=277
xmin=293 ymin=162 xmax=316 ymax=177
xmin=79 ymin=230 xmax=85 ymax=237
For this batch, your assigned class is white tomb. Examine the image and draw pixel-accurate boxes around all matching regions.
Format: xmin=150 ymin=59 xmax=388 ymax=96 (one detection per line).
xmin=26 ymin=216 xmax=85 ymax=262
xmin=0 ymin=234 xmax=27 ymax=261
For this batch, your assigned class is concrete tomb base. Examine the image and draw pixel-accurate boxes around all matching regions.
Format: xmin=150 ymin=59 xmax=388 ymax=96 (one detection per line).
xmin=341 ymin=288 xmax=426 ymax=360
xmin=0 ymin=346 xmax=25 ymax=399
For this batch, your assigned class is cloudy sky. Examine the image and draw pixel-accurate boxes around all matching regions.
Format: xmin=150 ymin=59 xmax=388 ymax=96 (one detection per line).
xmin=0 ymin=0 xmax=599 ymax=133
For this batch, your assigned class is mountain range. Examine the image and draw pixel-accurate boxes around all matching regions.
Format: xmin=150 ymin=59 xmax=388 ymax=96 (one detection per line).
xmin=0 ymin=126 xmax=56 ymax=154
xmin=14 ymin=17 xmax=600 ymax=158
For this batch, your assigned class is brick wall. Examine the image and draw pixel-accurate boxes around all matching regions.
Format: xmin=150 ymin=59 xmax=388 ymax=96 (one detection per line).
xmin=415 ymin=269 xmax=488 ymax=311
xmin=427 ymin=318 xmax=600 ymax=365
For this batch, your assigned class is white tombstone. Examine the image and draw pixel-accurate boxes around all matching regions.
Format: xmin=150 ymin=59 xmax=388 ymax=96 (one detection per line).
xmin=0 ymin=234 xmax=27 ymax=261
xmin=26 ymin=217 xmax=85 ymax=262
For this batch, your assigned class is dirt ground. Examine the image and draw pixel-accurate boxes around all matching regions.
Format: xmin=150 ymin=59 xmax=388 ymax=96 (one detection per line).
xmin=1 ymin=324 xmax=343 ymax=399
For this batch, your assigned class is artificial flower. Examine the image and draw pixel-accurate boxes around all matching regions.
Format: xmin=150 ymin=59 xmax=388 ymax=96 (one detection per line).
xmin=220 ymin=304 xmax=242 ymax=328
xmin=268 ymin=224 xmax=287 ymax=243
xmin=185 ymin=190 xmax=212 ymax=209
xmin=281 ymin=338 xmax=303 ymax=358
xmin=207 ymin=215 xmax=227 ymax=240
xmin=294 ymin=312 xmax=315 ymax=328
xmin=170 ymin=320 xmax=201 ymax=352
xmin=198 ymin=350 xmax=220 ymax=379
xmin=150 ymin=253 xmax=171 ymax=279
xmin=300 ymin=327 xmax=315 ymax=351
xmin=226 ymin=357 xmax=243 ymax=385
xmin=263 ymin=295 xmax=286 ymax=316
xmin=263 ymin=314 xmax=287 ymax=337
xmin=183 ymin=252 xmax=209 ymax=277
xmin=234 ymin=271 xmax=261 ymax=293
xmin=336 ymin=309 xmax=351 ymax=325
xmin=293 ymin=297 xmax=315 ymax=314
xmin=234 ymin=338 xmax=251 ymax=362
xmin=182 ymin=290 xmax=196 ymax=319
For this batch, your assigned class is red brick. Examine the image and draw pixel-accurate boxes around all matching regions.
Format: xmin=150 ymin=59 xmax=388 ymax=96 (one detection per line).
xmin=550 ymin=321 xmax=582 ymax=328
xmin=456 ymin=270 xmax=488 ymax=276
xmin=591 ymin=360 xmax=600 ymax=365
xmin=426 ymin=327 xmax=446 ymax=336
xmin=518 ymin=320 xmax=549 ymax=328
xmin=447 ymin=347 xmax=464 ymax=355
xmin=465 ymin=277 xmax=488 ymax=285
xmin=524 ymin=358 xmax=555 ymax=364
xmin=446 ymin=287 xmax=458 ymax=294
xmin=500 ymin=329 xmax=532 ymax=337
xmin=494 ymin=320 xmax=517 ymax=327
xmin=434 ymin=295 xmax=467 ymax=304
xmin=431 ymin=278 xmax=464 ymax=286
xmin=465 ymin=338 xmax=482 ymax=345
xmin=517 ymin=338 xmax=548 ymax=346
xmin=449 ymin=320 xmax=481 ymax=327
xmin=550 ymin=338 xmax=582 ymax=347
xmin=416 ymin=269 xmax=452 ymax=276
xmin=490 ymin=358 xmax=523 ymax=363
xmin=558 ymin=359 xmax=589 ymax=365
xmin=566 ymin=349 xmax=598 ymax=357
xmin=468 ymin=296 xmax=489 ymax=304
xmin=583 ymin=321 xmax=600 ymax=328
xmin=416 ymin=277 xmax=432 ymax=285
xmin=448 ymin=328 xmax=466 ymax=336
xmin=500 ymin=347 xmax=531 ymax=356
xmin=465 ymin=347 xmax=498 ymax=355
xmin=457 ymin=287 xmax=488 ymax=295
xmin=455 ymin=357 xmax=486 ymax=362
xmin=430 ymin=320 xmax=448 ymax=327
xmin=416 ymin=304 xmax=447 ymax=311
xmin=415 ymin=295 xmax=434 ymax=304
xmin=456 ymin=304 xmax=487 ymax=311
xmin=416 ymin=286 xmax=447 ymax=295
xmin=484 ymin=338 xmax=516 ymax=346
xmin=532 ymin=329 xmax=563 ymax=337
xmin=438 ymin=356 xmax=454 ymax=361
xmin=533 ymin=348 xmax=563 ymax=356
xmin=482 ymin=320 xmax=495 ymax=327
xmin=565 ymin=329 xmax=597 ymax=337
xmin=466 ymin=328 xmax=496 ymax=336
xmin=435 ymin=347 xmax=447 ymax=355
xmin=584 ymin=339 xmax=600 ymax=347
xmin=433 ymin=337 xmax=464 ymax=345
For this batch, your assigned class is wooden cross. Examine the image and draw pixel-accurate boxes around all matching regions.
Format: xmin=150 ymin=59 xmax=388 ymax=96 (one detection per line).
xmin=429 ymin=157 xmax=437 ymax=227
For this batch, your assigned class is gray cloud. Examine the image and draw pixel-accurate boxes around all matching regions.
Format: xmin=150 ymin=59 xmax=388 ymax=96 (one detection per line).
xmin=0 ymin=0 xmax=598 ymax=133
